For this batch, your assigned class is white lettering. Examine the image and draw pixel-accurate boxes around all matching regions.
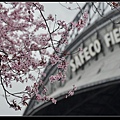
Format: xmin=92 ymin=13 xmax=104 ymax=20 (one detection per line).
xmin=113 ymin=28 xmax=120 ymax=43
xmin=79 ymin=51 xmax=85 ymax=64
xmin=104 ymin=33 xmax=111 ymax=47
xmin=84 ymin=47 xmax=91 ymax=61
xmin=70 ymin=59 xmax=76 ymax=72
xmin=109 ymin=31 xmax=115 ymax=45
xmin=94 ymin=39 xmax=101 ymax=53
xmin=74 ymin=55 xmax=82 ymax=69
xmin=89 ymin=43 xmax=96 ymax=57
xmin=70 ymin=39 xmax=102 ymax=72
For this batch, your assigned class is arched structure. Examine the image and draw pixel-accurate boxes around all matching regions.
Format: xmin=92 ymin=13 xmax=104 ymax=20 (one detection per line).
xmin=23 ymin=2 xmax=120 ymax=116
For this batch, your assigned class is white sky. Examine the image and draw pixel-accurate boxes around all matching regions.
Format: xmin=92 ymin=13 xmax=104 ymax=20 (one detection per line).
xmin=0 ymin=2 xmax=85 ymax=116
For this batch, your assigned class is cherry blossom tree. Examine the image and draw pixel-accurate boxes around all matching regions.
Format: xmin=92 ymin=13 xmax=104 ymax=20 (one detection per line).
xmin=0 ymin=2 xmax=119 ymax=111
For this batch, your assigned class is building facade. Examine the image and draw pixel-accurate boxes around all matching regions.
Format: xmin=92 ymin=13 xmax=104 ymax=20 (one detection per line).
xmin=23 ymin=2 xmax=120 ymax=116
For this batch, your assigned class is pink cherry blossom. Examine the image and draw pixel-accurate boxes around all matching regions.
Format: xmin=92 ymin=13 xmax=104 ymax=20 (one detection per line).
xmin=66 ymin=85 xmax=77 ymax=98
xmin=0 ymin=2 xmax=89 ymax=110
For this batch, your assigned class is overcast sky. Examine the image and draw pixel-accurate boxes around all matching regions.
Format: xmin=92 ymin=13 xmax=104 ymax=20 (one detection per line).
xmin=0 ymin=2 xmax=85 ymax=116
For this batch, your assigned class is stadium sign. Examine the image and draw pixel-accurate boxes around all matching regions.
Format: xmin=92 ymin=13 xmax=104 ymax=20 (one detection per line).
xmin=70 ymin=26 xmax=120 ymax=72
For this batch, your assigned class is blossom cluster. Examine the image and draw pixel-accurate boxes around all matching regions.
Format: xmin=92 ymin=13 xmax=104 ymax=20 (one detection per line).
xmin=0 ymin=2 xmax=88 ymax=110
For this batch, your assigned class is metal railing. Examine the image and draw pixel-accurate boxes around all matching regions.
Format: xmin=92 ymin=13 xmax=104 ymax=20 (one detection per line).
xmin=60 ymin=2 xmax=111 ymax=51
